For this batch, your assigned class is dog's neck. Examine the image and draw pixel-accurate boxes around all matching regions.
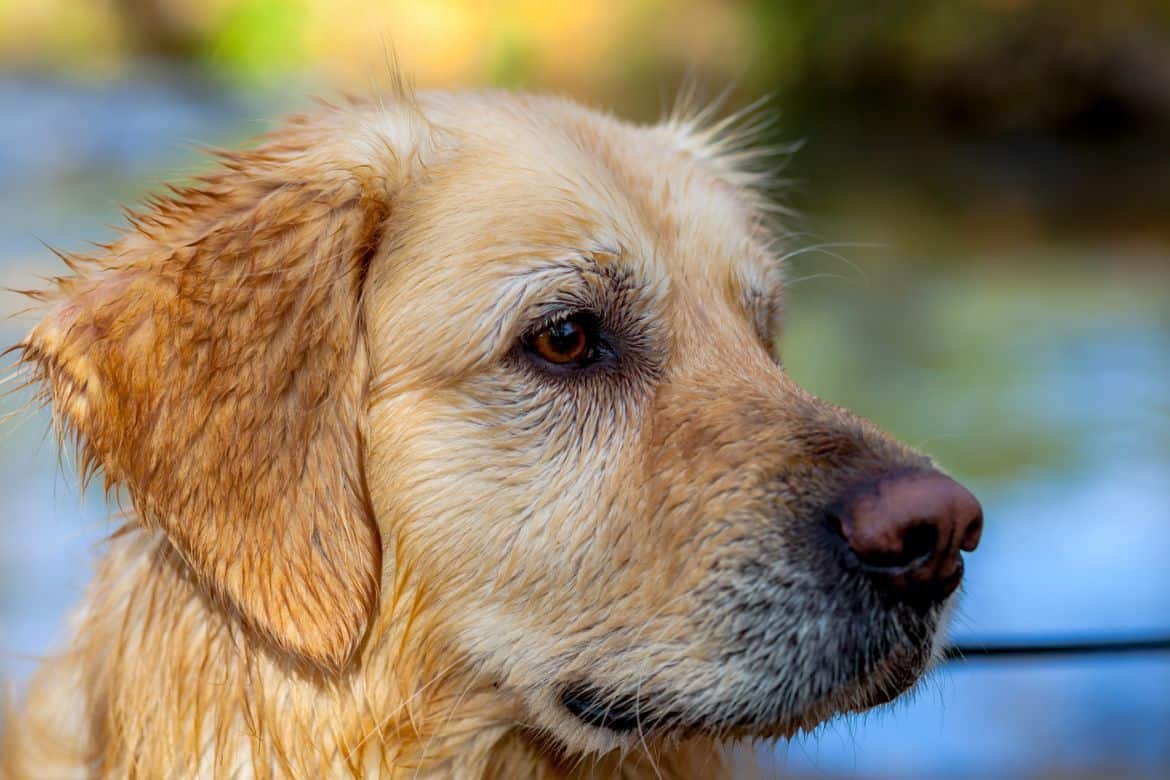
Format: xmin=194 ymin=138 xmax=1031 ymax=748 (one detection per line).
xmin=4 ymin=527 xmax=729 ymax=778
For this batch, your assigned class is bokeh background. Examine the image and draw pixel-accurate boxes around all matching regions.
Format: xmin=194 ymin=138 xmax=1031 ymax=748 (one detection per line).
xmin=1 ymin=2 xmax=1168 ymax=778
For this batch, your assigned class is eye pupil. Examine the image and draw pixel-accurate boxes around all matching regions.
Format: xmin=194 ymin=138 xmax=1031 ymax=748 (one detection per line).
xmin=528 ymin=314 xmax=598 ymax=365
xmin=548 ymin=320 xmax=583 ymax=352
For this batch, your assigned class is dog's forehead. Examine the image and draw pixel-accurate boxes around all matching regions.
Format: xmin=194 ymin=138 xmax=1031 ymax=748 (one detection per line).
xmin=416 ymin=92 xmax=779 ymax=295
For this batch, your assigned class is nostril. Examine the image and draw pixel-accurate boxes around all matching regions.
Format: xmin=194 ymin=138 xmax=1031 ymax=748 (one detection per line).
xmin=898 ymin=522 xmax=939 ymax=569
xmin=847 ymin=520 xmax=937 ymax=572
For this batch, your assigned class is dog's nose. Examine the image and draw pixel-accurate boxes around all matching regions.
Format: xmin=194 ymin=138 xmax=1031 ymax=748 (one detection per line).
xmin=831 ymin=471 xmax=983 ymax=604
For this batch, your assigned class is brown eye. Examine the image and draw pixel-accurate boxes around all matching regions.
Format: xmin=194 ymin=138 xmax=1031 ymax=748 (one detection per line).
xmin=526 ymin=313 xmax=600 ymax=366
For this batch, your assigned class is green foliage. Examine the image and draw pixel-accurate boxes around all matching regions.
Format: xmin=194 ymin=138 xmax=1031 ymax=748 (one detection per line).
xmin=486 ymin=23 xmax=537 ymax=88
xmin=204 ymin=0 xmax=309 ymax=82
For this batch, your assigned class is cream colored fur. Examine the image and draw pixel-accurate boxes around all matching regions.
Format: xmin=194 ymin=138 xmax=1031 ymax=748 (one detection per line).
xmin=4 ymin=86 xmax=955 ymax=778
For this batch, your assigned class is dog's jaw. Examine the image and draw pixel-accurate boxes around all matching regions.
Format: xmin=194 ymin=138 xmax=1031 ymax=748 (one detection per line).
xmin=524 ymin=603 xmax=949 ymax=756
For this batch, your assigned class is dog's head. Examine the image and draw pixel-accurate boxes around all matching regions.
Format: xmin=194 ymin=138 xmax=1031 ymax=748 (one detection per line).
xmin=20 ymin=89 xmax=980 ymax=755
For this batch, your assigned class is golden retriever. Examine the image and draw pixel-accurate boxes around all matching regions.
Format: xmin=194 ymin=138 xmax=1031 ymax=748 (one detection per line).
xmin=2 ymin=83 xmax=982 ymax=778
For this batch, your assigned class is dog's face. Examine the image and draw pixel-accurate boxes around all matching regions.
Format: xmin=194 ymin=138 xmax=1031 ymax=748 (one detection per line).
xmin=362 ymin=93 xmax=980 ymax=752
xmin=21 ymin=90 xmax=980 ymax=757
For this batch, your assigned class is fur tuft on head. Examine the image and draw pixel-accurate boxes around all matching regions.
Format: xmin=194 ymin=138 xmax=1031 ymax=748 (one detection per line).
xmin=659 ymin=80 xmax=801 ymax=212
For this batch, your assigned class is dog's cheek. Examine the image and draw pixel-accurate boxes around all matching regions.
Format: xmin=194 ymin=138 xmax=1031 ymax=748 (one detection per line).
xmin=363 ymin=372 xmax=666 ymax=674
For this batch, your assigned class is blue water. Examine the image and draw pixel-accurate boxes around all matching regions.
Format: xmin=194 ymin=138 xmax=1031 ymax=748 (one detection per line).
xmin=1 ymin=75 xmax=1167 ymax=778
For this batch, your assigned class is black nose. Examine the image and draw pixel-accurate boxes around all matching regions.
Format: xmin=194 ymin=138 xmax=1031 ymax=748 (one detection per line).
xmin=829 ymin=471 xmax=983 ymax=605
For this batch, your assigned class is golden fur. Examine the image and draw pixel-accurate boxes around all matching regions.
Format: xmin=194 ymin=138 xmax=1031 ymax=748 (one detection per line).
xmin=4 ymin=86 xmax=958 ymax=778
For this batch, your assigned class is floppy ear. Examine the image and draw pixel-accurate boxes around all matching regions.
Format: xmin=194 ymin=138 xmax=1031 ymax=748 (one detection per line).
xmin=19 ymin=109 xmax=410 ymax=671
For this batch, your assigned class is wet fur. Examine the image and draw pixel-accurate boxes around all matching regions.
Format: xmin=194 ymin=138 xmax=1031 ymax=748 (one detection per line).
xmin=3 ymin=85 xmax=952 ymax=777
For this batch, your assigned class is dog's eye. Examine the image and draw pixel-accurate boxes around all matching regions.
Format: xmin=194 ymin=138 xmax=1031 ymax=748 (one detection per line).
xmin=525 ymin=312 xmax=601 ymax=367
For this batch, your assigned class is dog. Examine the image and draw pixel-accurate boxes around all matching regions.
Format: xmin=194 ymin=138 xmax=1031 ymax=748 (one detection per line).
xmin=1 ymin=83 xmax=982 ymax=778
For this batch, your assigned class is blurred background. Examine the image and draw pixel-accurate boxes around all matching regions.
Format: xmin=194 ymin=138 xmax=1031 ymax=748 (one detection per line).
xmin=1 ymin=1 xmax=1168 ymax=777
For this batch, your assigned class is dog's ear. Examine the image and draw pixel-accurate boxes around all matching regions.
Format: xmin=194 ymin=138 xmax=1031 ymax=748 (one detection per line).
xmin=19 ymin=109 xmax=421 ymax=671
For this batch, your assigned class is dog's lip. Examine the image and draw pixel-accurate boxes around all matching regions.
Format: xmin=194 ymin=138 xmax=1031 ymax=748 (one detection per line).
xmin=558 ymin=621 xmax=935 ymax=736
xmin=559 ymin=644 xmax=929 ymax=737
xmin=560 ymin=683 xmax=673 ymax=733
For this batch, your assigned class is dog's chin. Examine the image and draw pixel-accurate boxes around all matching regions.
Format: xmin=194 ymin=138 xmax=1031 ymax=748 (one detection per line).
xmin=754 ymin=637 xmax=938 ymax=741
xmin=543 ymin=626 xmax=940 ymax=755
